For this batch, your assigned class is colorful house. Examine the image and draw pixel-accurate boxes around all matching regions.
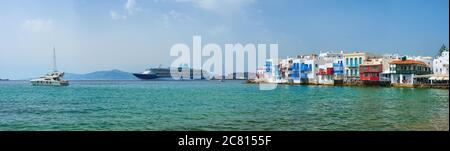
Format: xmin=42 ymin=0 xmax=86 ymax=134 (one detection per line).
xmin=318 ymin=52 xmax=344 ymax=84
xmin=333 ymin=60 xmax=344 ymax=82
xmin=343 ymin=52 xmax=369 ymax=80
xmin=389 ymin=57 xmax=432 ymax=85
xmin=299 ymin=54 xmax=318 ymax=84
xmin=359 ymin=64 xmax=382 ymax=81
xmin=287 ymin=59 xmax=302 ymax=83
xmin=317 ymin=64 xmax=334 ymax=85
xmin=263 ymin=59 xmax=276 ymax=83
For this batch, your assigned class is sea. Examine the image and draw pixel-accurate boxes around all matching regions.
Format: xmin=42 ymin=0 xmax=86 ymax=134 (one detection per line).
xmin=0 ymin=80 xmax=448 ymax=131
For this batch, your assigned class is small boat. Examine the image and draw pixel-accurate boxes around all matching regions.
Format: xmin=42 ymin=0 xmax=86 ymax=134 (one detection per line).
xmin=30 ymin=72 xmax=69 ymax=86
xmin=30 ymin=47 xmax=69 ymax=86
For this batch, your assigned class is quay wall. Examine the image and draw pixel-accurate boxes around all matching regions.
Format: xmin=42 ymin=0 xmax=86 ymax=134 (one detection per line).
xmin=247 ymin=80 xmax=449 ymax=89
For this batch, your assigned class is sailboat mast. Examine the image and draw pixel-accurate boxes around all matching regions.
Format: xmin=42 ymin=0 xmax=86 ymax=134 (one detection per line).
xmin=53 ymin=47 xmax=57 ymax=72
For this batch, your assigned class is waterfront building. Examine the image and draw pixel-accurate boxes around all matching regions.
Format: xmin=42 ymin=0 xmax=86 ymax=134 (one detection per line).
xmin=263 ymin=59 xmax=275 ymax=83
xmin=410 ymin=56 xmax=434 ymax=74
xmin=409 ymin=50 xmax=450 ymax=86
xmin=285 ymin=57 xmax=296 ymax=83
xmin=358 ymin=57 xmax=392 ymax=86
xmin=433 ymin=50 xmax=449 ymax=75
xmin=256 ymin=67 xmax=265 ymax=81
xmin=286 ymin=58 xmax=302 ymax=84
xmin=279 ymin=58 xmax=290 ymax=83
xmin=343 ymin=52 xmax=370 ymax=81
xmin=255 ymin=51 xmax=445 ymax=87
xmin=318 ymin=51 xmax=343 ymax=62
xmin=298 ymin=54 xmax=318 ymax=84
xmin=389 ymin=57 xmax=432 ymax=85
xmin=317 ymin=63 xmax=334 ymax=85
xmin=264 ymin=59 xmax=287 ymax=83
xmin=317 ymin=52 xmax=343 ymax=85
xmin=359 ymin=63 xmax=382 ymax=81
xmin=379 ymin=54 xmax=400 ymax=81
xmin=332 ymin=60 xmax=344 ymax=83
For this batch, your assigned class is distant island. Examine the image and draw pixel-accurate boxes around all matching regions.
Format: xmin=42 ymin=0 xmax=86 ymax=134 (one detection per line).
xmin=64 ymin=69 xmax=138 ymax=80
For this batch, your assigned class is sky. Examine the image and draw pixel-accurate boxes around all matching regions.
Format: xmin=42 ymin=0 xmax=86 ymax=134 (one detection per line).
xmin=0 ymin=0 xmax=449 ymax=79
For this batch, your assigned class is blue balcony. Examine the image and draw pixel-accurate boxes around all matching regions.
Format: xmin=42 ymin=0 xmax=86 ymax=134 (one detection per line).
xmin=288 ymin=72 xmax=300 ymax=78
xmin=300 ymin=63 xmax=312 ymax=72
xmin=291 ymin=63 xmax=300 ymax=71
xmin=333 ymin=62 xmax=344 ymax=75
xmin=265 ymin=61 xmax=272 ymax=72
xmin=300 ymin=73 xmax=308 ymax=79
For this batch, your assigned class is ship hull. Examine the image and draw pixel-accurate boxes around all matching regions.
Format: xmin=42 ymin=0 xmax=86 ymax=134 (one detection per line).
xmin=132 ymin=73 xmax=159 ymax=80
xmin=30 ymin=80 xmax=69 ymax=86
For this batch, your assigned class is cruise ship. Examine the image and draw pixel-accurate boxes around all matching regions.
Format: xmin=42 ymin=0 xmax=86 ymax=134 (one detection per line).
xmin=133 ymin=66 xmax=207 ymax=80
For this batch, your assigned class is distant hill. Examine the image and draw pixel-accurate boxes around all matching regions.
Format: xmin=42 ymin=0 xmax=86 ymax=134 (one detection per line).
xmin=64 ymin=69 xmax=138 ymax=80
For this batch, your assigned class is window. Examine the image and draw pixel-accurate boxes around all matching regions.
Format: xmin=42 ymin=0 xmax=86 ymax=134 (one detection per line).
xmin=350 ymin=58 xmax=353 ymax=66
xmin=355 ymin=58 xmax=358 ymax=65
xmin=359 ymin=57 xmax=362 ymax=64
xmin=346 ymin=58 xmax=349 ymax=65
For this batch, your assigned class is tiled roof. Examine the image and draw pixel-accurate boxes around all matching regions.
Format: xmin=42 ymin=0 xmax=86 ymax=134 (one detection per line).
xmin=390 ymin=60 xmax=427 ymax=65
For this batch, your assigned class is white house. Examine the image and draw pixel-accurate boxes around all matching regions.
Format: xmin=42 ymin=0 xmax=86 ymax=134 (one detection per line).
xmin=317 ymin=52 xmax=344 ymax=84
xmin=298 ymin=54 xmax=318 ymax=84
xmin=433 ymin=50 xmax=449 ymax=75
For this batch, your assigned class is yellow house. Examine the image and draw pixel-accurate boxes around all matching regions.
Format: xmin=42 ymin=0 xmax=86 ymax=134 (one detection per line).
xmin=343 ymin=52 xmax=368 ymax=79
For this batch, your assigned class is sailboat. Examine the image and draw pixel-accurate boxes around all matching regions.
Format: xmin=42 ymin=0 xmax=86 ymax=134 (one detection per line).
xmin=30 ymin=47 xmax=69 ymax=86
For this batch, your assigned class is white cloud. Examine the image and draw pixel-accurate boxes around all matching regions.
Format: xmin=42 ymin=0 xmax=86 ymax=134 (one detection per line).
xmin=125 ymin=0 xmax=138 ymax=14
xmin=175 ymin=0 xmax=256 ymax=15
xmin=110 ymin=0 xmax=141 ymax=20
xmin=168 ymin=10 xmax=193 ymax=22
xmin=162 ymin=10 xmax=193 ymax=28
xmin=22 ymin=18 xmax=53 ymax=32
xmin=110 ymin=10 xmax=127 ymax=20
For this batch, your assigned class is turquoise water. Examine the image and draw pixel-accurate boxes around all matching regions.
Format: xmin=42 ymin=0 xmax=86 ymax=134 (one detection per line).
xmin=0 ymin=80 xmax=448 ymax=131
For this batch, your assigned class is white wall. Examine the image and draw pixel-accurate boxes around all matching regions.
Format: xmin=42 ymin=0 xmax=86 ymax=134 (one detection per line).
xmin=433 ymin=51 xmax=449 ymax=74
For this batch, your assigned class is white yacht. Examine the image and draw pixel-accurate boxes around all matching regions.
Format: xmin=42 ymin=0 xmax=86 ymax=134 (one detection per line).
xmin=30 ymin=47 xmax=69 ymax=86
